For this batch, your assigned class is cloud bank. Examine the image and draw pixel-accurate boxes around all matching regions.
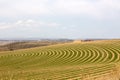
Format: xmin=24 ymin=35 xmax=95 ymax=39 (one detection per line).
xmin=0 ymin=20 xmax=60 ymax=29
xmin=0 ymin=0 xmax=120 ymax=39
xmin=0 ymin=0 xmax=120 ymax=19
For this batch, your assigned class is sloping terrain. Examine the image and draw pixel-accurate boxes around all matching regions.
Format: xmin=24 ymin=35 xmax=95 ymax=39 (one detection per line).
xmin=0 ymin=40 xmax=73 ymax=51
xmin=0 ymin=40 xmax=120 ymax=80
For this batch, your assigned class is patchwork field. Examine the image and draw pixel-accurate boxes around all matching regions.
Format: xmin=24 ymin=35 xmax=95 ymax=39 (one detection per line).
xmin=0 ymin=40 xmax=120 ymax=80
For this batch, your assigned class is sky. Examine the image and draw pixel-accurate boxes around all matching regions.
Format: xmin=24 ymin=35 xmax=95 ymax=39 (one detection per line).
xmin=0 ymin=0 xmax=120 ymax=39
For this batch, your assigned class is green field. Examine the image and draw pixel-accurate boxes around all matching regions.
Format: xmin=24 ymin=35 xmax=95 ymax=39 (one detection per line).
xmin=0 ymin=40 xmax=120 ymax=80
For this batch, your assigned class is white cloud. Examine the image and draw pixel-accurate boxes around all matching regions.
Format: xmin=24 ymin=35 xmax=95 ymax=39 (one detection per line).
xmin=50 ymin=0 xmax=120 ymax=18
xmin=0 ymin=20 xmax=61 ymax=30
xmin=0 ymin=23 xmax=12 ymax=29
xmin=0 ymin=0 xmax=120 ymax=19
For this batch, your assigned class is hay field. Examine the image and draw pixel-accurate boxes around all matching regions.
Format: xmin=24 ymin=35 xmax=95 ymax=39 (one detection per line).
xmin=0 ymin=40 xmax=120 ymax=80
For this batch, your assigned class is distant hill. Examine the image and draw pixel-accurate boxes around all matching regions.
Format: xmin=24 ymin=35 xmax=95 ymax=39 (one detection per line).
xmin=0 ymin=41 xmax=13 ymax=46
xmin=0 ymin=39 xmax=73 ymax=51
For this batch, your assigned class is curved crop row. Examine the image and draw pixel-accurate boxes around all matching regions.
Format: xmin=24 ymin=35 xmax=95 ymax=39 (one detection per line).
xmin=0 ymin=40 xmax=120 ymax=79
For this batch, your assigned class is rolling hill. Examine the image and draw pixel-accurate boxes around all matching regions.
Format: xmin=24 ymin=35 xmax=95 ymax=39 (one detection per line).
xmin=0 ymin=40 xmax=120 ymax=80
xmin=0 ymin=39 xmax=73 ymax=51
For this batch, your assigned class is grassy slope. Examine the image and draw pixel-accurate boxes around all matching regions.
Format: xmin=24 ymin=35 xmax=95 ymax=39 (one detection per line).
xmin=0 ymin=40 xmax=120 ymax=80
